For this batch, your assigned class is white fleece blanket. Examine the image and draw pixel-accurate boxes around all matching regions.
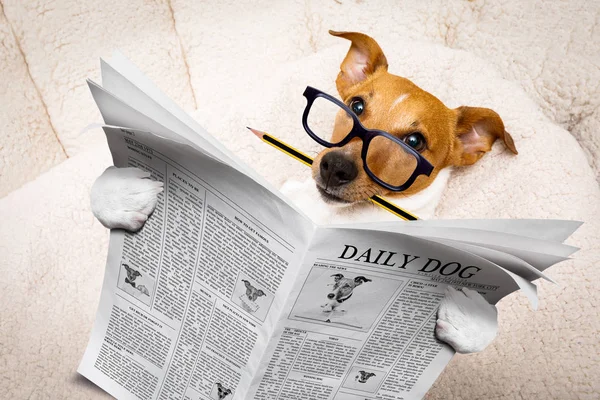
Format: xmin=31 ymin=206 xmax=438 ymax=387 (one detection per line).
xmin=1 ymin=1 xmax=599 ymax=399
xmin=1 ymin=0 xmax=598 ymax=196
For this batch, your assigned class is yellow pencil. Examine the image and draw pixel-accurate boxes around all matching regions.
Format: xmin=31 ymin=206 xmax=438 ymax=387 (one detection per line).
xmin=247 ymin=127 xmax=418 ymax=221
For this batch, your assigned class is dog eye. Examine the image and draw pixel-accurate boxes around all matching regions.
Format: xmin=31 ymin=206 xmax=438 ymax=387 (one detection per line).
xmin=403 ymin=132 xmax=426 ymax=152
xmin=349 ymin=98 xmax=365 ymax=116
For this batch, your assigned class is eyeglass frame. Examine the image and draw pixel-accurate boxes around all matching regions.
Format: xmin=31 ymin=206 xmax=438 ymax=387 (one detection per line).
xmin=301 ymin=86 xmax=434 ymax=192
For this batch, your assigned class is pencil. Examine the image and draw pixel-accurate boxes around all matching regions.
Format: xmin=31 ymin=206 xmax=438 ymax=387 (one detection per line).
xmin=246 ymin=127 xmax=418 ymax=221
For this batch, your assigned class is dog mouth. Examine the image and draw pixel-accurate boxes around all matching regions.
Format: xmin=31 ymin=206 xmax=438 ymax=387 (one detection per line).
xmin=313 ymin=172 xmax=383 ymax=205
xmin=316 ymin=183 xmax=380 ymax=206
xmin=316 ymin=186 xmax=352 ymax=204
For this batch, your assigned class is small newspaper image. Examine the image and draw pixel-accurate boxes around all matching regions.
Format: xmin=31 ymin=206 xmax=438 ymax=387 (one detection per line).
xmin=78 ymin=53 xmax=581 ymax=400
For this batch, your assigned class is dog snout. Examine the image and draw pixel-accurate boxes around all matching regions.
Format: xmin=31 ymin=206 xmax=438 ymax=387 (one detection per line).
xmin=327 ymin=293 xmax=335 ymax=299
xmin=320 ymin=152 xmax=358 ymax=187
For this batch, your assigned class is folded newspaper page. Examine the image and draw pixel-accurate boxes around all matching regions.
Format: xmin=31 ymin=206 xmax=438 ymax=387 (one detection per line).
xmin=78 ymin=55 xmax=581 ymax=400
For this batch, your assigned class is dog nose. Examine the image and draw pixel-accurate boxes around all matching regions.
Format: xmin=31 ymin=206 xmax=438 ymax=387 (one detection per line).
xmin=327 ymin=293 xmax=335 ymax=299
xmin=320 ymin=152 xmax=358 ymax=187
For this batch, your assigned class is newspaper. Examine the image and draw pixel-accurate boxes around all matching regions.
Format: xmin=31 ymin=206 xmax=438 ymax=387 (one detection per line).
xmin=78 ymin=55 xmax=581 ymax=400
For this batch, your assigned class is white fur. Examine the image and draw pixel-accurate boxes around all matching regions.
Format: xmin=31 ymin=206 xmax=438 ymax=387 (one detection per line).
xmin=91 ymin=166 xmax=498 ymax=354
xmin=436 ymin=286 xmax=498 ymax=354
xmin=90 ymin=166 xmax=163 ymax=231
xmin=389 ymin=93 xmax=409 ymax=112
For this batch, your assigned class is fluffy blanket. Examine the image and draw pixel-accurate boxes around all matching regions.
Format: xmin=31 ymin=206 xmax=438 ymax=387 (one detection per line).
xmin=1 ymin=1 xmax=599 ymax=399
xmin=1 ymin=0 xmax=598 ymax=195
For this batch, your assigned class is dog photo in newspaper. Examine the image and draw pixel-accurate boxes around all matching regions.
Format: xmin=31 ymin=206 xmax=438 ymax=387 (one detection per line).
xmin=231 ymin=273 xmax=274 ymax=321
xmin=322 ymin=273 xmax=372 ymax=313
xmin=211 ymin=382 xmax=232 ymax=400
xmin=343 ymin=366 xmax=385 ymax=393
xmin=118 ymin=263 xmax=152 ymax=304
xmin=356 ymin=370 xmax=376 ymax=384
xmin=242 ymin=279 xmax=266 ymax=302
xmin=288 ymin=267 xmax=401 ymax=331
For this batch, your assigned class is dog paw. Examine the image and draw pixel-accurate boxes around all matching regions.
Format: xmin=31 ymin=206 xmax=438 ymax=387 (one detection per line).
xmin=435 ymin=286 xmax=498 ymax=354
xmin=91 ymin=166 xmax=163 ymax=231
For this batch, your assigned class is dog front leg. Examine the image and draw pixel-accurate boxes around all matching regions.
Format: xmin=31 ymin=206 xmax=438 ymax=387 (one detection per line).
xmin=435 ymin=286 xmax=498 ymax=354
xmin=91 ymin=166 xmax=163 ymax=231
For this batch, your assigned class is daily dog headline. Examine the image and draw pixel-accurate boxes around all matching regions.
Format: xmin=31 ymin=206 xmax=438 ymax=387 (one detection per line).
xmin=338 ymin=244 xmax=482 ymax=279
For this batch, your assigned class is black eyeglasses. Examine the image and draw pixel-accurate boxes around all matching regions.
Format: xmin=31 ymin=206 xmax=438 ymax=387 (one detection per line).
xmin=302 ymin=86 xmax=434 ymax=192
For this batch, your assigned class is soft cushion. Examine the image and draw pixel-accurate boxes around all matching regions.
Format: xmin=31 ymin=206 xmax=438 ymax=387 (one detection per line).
xmin=0 ymin=4 xmax=66 ymax=196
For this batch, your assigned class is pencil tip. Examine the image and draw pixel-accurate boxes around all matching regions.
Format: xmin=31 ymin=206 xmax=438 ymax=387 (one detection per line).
xmin=246 ymin=126 xmax=264 ymax=139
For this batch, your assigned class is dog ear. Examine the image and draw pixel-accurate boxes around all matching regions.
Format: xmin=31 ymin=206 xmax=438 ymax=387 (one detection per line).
xmin=258 ymin=290 xmax=265 ymax=296
xmin=354 ymin=276 xmax=372 ymax=285
xmin=329 ymin=30 xmax=388 ymax=98
xmin=331 ymin=273 xmax=344 ymax=279
xmin=453 ymin=106 xmax=518 ymax=166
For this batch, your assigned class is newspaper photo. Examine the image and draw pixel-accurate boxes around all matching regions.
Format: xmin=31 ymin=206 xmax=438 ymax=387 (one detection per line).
xmin=78 ymin=54 xmax=581 ymax=400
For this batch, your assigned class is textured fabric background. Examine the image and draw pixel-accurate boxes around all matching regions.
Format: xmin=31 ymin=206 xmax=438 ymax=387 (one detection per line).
xmin=0 ymin=1 xmax=598 ymax=399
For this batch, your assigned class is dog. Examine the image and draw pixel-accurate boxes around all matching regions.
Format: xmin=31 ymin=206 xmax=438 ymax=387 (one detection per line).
xmin=90 ymin=31 xmax=501 ymax=354
xmin=355 ymin=370 xmax=376 ymax=383
xmin=242 ymin=279 xmax=266 ymax=302
xmin=123 ymin=264 xmax=149 ymax=296
xmin=281 ymin=30 xmax=517 ymax=224
xmin=215 ymin=383 xmax=231 ymax=400
xmin=322 ymin=273 xmax=371 ymax=312
xmin=123 ymin=264 xmax=141 ymax=288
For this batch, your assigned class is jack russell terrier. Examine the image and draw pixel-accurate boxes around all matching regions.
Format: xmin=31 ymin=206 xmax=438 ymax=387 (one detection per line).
xmin=215 ymin=382 xmax=232 ymax=400
xmin=242 ymin=279 xmax=266 ymax=302
xmin=91 ymin=31 xmax=514 ymax=354
xmin=123 ymin=264 xmax=150 ymax=296
xmin=356 ymin=370 xmax=376 ymax=384
xmin=123 ymin=264 xmax=141 ymax=288
xmin=322 ymin=273 xmax=371 ymax=313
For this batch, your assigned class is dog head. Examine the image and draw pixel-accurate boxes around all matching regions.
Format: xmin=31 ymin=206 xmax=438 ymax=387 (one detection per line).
xmin=216 ymin=383 xmax=232 ymax=399
xmin=327 ymin=274 xmax=372 ymax=303
xmin=357 ymin=370 xmax=376 ymax=383
xmin=311 ymin=30 xmax=517 ymax=204
xmin=242 ymin=280 xmax=266 ymax=301
xmin=123 ymin=264 xmax=141 ymax=282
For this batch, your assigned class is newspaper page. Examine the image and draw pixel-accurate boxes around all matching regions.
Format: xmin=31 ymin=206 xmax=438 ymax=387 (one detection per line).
xmin=78 ymin=126 xmax=315 ymax=400
xmin=246 ymin=227 xmax=537 ymax=400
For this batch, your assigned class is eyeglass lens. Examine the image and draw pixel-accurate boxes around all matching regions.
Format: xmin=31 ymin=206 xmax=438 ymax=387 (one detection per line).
xmin=306 ymin=95 xmax=420 ymax=188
